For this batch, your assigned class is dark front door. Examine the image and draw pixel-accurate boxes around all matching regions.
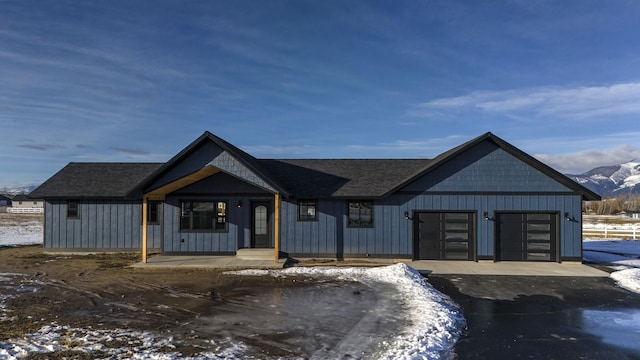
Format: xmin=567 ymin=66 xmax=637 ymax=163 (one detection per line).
xmin=251 ymin=201 xmax=271 ymax=248
xmin=496 ymin=213 xmax=557 ymax=261
xmin=414 ymin=212 xmax=475 ymax=260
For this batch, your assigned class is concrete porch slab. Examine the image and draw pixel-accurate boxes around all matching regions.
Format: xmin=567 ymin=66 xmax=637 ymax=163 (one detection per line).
xmin=402 ymin=260 xmax=609 ymax=277
xmin=131 ymin=255 xmax=284 ymax=269
xmin=131 ymin=255 xmax=609 ymax=277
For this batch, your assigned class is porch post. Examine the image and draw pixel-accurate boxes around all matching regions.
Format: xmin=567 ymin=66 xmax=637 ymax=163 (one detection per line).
xmin=274 ymin=192 xmax=280 ymax=263
xmin=142 ymin=196 xmax=148 ymax=263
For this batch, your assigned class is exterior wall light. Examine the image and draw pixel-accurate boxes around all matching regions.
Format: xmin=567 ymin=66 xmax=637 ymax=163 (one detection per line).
xmin=564 ymin=212 xmax=572 ymax=221
xmin=483 ymin=212 xmax=490 ymax=221
xmin=237 ymin=200 xmax=243 ymax=208
xmin=404 ymin=211 xmax=413 ymax=220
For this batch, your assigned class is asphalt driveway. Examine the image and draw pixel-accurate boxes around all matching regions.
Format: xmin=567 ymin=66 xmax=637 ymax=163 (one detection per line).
xmin=428 ymin=272 xmax=640 ymax=359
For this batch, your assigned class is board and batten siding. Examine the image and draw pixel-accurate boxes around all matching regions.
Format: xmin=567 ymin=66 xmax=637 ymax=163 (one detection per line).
xmin=43 ymin=200 xmax=160 ymax=251
xmin=278 ymin=142 xmax=584 ymax=260
xmin=392 ymin=193 xmax=583 ymax=259
xmin=161 ymin=195 xmax=273 ymax=254
xmin=279 ymin=193 xmax=582 ymax=260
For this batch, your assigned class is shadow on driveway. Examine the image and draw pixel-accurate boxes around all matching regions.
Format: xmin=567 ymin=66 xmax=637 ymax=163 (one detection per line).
xmin=428 ymin=274 xmax=640 ymax=359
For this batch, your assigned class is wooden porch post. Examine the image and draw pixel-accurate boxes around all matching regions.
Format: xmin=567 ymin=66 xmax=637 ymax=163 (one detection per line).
xmin=274 ymin=192 xmax=280 ymax=263
xmin=142 ymin=196 xmax=148 ymax=263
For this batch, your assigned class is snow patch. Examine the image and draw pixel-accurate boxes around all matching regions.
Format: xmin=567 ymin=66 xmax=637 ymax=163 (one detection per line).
xmin=229 ymin=263 xmax=466 ymax=359
xmin=0 ymin=222 xmax=43 ymax=246
xmin=0 ymin=323 xmax=248 ymax=359
xmin=584 ymin=239 xmax=640 ymax=294
xmin=611 ymin=268 xmax=640 ymax=293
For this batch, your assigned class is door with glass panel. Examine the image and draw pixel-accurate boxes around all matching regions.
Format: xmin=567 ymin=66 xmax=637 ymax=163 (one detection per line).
xmin=414 ymin=212 xmax=475 ymax=260
xmin=496 ymin=213 xmax=557 ymax=261
xmin=251 ymin=201 xmax=271 ymax=248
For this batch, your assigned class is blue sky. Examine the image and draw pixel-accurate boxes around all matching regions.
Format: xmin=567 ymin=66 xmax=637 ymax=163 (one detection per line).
xmin=2 ymin=0 xmax=640 ymax=186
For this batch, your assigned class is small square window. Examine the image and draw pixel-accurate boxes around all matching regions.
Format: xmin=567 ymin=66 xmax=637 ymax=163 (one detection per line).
xmin=347 ymin=201 xmax=373 ymax=227
xmin=298 ymin=200 xmax=317 ymax=221
xmin=67 ymin=201 xmax=79 ymax=219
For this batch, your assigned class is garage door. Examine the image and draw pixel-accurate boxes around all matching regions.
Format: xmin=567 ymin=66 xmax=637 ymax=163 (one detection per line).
xmin=496 ymin=213 xmax=557 ymax=261
xmin=414 ymin=212 xmax=475 ymax=260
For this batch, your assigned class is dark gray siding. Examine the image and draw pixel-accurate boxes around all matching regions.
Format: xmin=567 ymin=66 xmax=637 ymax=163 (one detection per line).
xmin=403 ymin=143 xmax=572 ymax=193
xmin=44 ymin=200 xmax=149 ymax=251
xmin=208 ymin=152 xmax=276 ymax=193
xmin=393 ymin=193 xmax=582 ymax=259
xmin=279 ymin=194 xmax=582 ymax=259
xmin=161 ymin=174 xmax=273 ymax=253
xmin=280 ymin=199 xmax=342 ymax=256
xmin=149 ymin=141 xmax=223 ymax=190
xmin=147 ymin=140 xmax=276 ymax=194
xmin=162 ymin=195 xmax=272 ymax=254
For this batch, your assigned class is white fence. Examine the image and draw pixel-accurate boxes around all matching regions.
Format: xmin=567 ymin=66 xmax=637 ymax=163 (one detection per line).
xmin=6 ymin=207 xmax=44 ymax=214
xmin=583 ymin=226 xmax=639 ymax=240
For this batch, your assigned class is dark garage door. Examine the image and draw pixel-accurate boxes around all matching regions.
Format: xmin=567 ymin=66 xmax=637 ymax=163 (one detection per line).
xmin=414 ymin=212 xmax=475 ymax=260
xmin=496 ymin=213 xmax=557 ymax=261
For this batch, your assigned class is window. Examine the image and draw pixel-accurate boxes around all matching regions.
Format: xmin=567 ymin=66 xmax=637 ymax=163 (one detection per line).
xmin=67 ymin=201 xmax=79 ymax=219
xmin=147 ymin=202 xmax=160 ymax=224
xmin=347 ymin=201 xmax=373 ymax=227
xmin=180 ymin=201 xmax=227 ymax=232
xmin=298 ymin=200 xmax=317 ymax=221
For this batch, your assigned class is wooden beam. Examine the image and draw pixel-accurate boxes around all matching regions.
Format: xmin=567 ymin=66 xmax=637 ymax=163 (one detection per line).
xmin=274 ymin=193 xmax=280 ymax=263
xmin=146 ymin=166 xmax=220 ymax=198
xmin=142 ymin=196 xmax=148 ymax=264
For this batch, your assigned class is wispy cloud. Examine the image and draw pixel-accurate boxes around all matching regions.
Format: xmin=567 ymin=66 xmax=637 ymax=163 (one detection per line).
xmin=17 ymin=144 xmax=62 ymax=151
xmin=408 ymin=83 xmax=640 ymax=120
xmin=110 ymin=147 xmax=150 ymax=156
xmin=345 ymin=135 xmax=469 ymax=158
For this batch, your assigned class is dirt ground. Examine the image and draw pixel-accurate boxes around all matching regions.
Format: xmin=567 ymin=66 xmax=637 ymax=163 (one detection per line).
xmin=0 ymin=245 xmax=320 ymax=358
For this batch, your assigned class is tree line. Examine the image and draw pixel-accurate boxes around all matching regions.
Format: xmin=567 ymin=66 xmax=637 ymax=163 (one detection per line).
xmin=583 ymin=194 xmax=640 ymax=215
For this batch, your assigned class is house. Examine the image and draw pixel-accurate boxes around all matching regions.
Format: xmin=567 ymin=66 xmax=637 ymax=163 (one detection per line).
xmin=30 ymin=131 xmax=600 ymax=263
xmin=0 ymin=194 xmax=11 ymax=209
xmin=8 ymin=194 xmax=44 ymax=213
xmin=617 ymin=210 xmax=640 ymax=220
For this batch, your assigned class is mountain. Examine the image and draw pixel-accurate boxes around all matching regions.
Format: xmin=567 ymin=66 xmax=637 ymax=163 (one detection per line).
xmin=0 ymin=185 xmax=38 ymax=196
xmin=567 ymin=161 xmax=640 ymax=197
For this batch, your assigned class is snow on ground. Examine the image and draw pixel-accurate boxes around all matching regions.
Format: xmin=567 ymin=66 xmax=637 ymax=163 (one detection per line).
xmin=0 ymin=264 xmax=464 ymax=359
xmin=0 ymin=216 xmax=43 ymax=246
xmin=584 ymin=239 xmax=640 ymax=294
xmin=1 ymin=321 xmax=247 ymax=359
xmin=229 ymin=264 xmax=466 ymax=359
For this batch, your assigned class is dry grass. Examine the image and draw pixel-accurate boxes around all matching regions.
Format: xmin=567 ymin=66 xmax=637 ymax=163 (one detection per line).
xmin=0 ymin=212 xmax=44 ymax=226
xmin=583 ymin=215 xmax=640 ymax=225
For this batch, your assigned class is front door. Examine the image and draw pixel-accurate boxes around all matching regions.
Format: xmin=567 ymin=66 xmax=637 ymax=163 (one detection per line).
xmin=251 ymin=201 xmax=271 ymax=248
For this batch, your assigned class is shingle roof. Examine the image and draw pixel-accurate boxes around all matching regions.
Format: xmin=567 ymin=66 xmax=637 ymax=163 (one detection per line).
xmin=261 ymin=159 xmax=432 ymax=198
xmin=29 ymin=131 xmax=600 ymax=201
xmin=30 ymin=163 xmax=163 ymax=199
xmin=138 ymin=131 xmax=290 ymax=196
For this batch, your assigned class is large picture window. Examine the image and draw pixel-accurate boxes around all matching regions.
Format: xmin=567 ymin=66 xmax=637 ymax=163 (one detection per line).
xmin=298 ymin=200 xmax=317 ymax=221
xmin=347 ymin=201 xmax=373 ymax=227
xmin=180 ymin=201 xmax=227 ymax=232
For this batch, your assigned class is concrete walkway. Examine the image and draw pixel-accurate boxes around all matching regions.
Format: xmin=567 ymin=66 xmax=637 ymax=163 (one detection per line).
xmin=131 ymin=255 xmax=609 ymax=277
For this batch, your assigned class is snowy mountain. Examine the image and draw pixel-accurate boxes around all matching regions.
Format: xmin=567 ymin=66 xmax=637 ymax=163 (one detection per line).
xmin=0 ymin=185 xmax=38 ymax=196
xmin=567 ymin=161 xmax=640 ymax=197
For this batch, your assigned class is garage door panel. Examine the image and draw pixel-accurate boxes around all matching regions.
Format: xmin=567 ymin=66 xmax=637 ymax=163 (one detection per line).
xmin=497 ymin=212 xmax=557 ymax=262
xmin=415 ymin=212 xmax=475 ymax=260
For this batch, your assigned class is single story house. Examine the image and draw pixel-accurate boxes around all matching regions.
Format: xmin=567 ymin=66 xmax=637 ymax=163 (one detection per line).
xmin=10 ymin=194 xmax=45 ymax=213
xmin=617 ymin=210 xmax=640 ymax=220
xmin=0 ymin=194 xmax=11 ymax=208
xmin=30 ymin=131 xmax=600 ymax=263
